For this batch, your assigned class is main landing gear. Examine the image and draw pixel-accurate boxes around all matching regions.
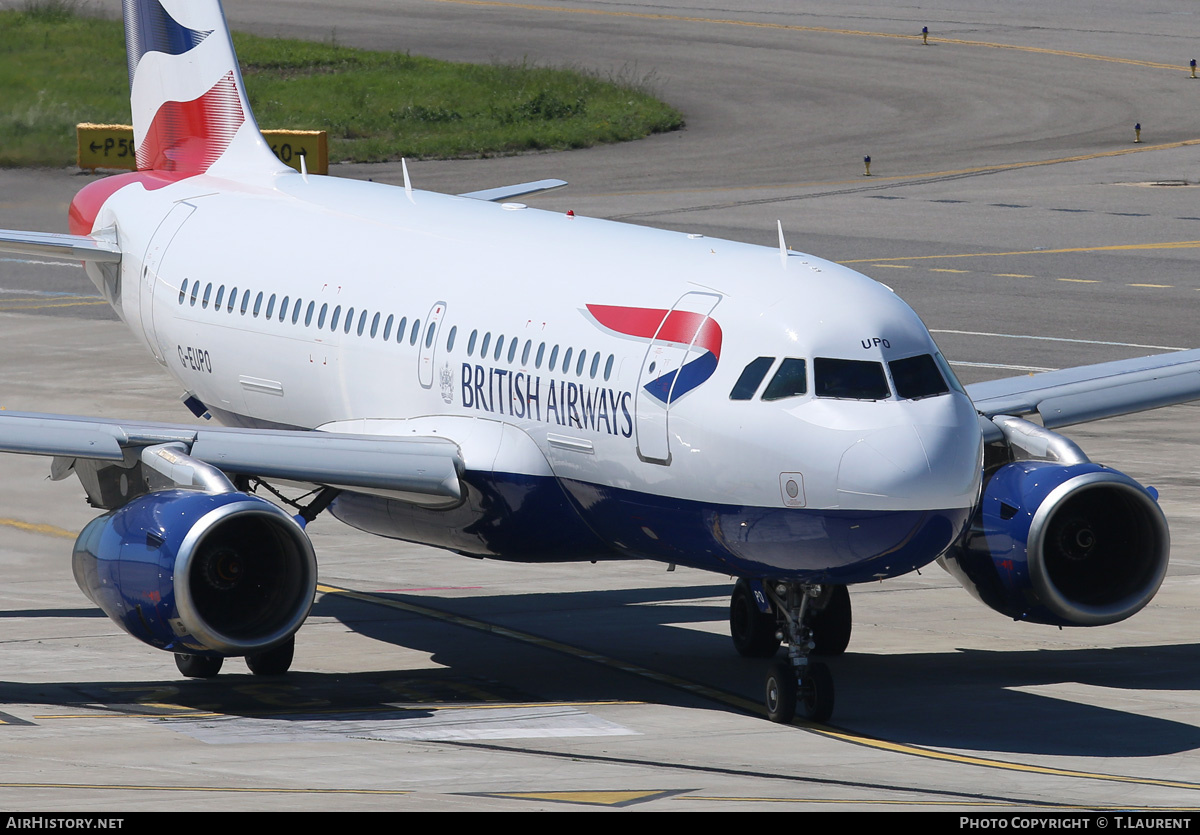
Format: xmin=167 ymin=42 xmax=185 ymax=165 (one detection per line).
xmin=174 ymin=635 xmax=298 ymax=679
xmin=729 ymin=580 xmax=851 ymax=723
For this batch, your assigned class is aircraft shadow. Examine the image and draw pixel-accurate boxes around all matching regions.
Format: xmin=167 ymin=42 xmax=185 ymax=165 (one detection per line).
xmin=2 ymin=584 xmax=1195 ymax=760
xmin=315 ymin=584 xmax=1200 ymax=758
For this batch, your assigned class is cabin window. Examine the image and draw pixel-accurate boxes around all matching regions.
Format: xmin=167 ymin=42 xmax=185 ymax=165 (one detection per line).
xmin=590 ymin=352 xmax=600 ymax=379
xmin=306 ymin=302 xmax=315 ymax=326
xmin=265 ymin=294 xmax=276 ymax=319
xmin=562 ymin=347 xmax=573 ymax=373
xmin=480 ymin=332 xmax=491 ymax=357
xmin=521 ymin=340 xmax=531 ymax=366
xmin=576 ymin=349 xmax=587 ymax=376
xmin=396 ymin=317 xmax=407 ymax=343
xmin=383 ymin=314 xmax=393 ymax=340
xmin=889 ymin=354 xmax=950 ymax=400
xmin=467 ymin=329 xmax=477 ymax=356
xmin=536 ymin=342 xmax=546 ymax=368
xmin=215 ymin=286 xmax=225 ymax=310
xmin=730 ymin=356 xmax=774 ymax=400
xmin=604 ymin=354 xmax=614 ymax=381
xmin=343 ymin=307 xmax=354 ymax=334
xmin=494 ymin=335 xmax=505 ymax=361
xmin=549 ymin=345 xmax=559 ymax=371
xmin=240 ymin=291 xmax=250 ymax=315
xmin=446 ymin=325 xmax=457 ymax=352
xmin=317 ymin=303 xmax=328 ymax=328
xmin=179 ymin=279 xmax=188 ymax=304
xmin=370 ymin=312 xmax=380 ymax=338
xmin=190 ymin=282 xmax=200 ymax=306
xmin=330 ymin=305 xmax=342 ymax=331
xmin=814 ymin=357 xmax=890 ymax=400
xmin=507 ymin=338 xmax=518 ymax=364
xmin=293 ymin=298 xmax=303 ymax=325
xmin=228 ymin=288 xmax=238 ymax=313
xmin=279 ymin=296 xmax=289 ymax=322
xmin=410 ymin=319 xmax=421 ymax=346
xmin=762 ymin=358 xmax=807 ymax=401
xmin=201 ymin=283 xmax=212 ymax=309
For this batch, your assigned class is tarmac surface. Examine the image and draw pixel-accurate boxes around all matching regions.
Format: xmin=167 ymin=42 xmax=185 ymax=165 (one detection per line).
xmin=1 ymin=0 xmax=1200 ymax=812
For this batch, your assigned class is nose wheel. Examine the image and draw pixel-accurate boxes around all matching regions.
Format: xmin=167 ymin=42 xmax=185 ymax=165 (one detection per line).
xmin=765 ymin=659 xmax=834 ymax=723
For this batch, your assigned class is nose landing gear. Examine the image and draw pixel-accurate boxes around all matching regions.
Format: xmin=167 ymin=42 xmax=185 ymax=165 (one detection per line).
xmin=730 ymin=580 xmax=848 ymax=723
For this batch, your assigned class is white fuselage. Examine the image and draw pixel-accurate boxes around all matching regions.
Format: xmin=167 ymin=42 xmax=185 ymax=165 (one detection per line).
xmin=79 ymin=167 xmax=984 ymax=581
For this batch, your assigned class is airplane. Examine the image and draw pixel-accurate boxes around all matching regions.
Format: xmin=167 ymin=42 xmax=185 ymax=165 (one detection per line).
xmin=2 ymin=0 xmax=1199 ymax=724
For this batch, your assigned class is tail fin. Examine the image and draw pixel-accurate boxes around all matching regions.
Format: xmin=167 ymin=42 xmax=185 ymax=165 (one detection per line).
xmin=123 ymin=0 xmax=286 ymax=176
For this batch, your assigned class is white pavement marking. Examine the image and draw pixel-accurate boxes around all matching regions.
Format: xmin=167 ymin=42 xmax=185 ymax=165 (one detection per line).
xmin=932 ymin=329 xmax=1185 ymax=351
xmin=164 ymin=706 xmax=640 ymax=744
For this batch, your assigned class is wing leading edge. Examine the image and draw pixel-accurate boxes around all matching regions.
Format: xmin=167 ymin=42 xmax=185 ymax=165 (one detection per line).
xmin=967 ymin=349 xmax=1200 ymax=441
xmin=458 ymin=179 xmax=567 ymax=202
xmin=0 ymin=412 xmax=463 ymax=504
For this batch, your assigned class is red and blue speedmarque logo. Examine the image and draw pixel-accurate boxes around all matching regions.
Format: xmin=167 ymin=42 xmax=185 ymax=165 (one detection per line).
xmin=586 ymin=304 xmax=723 ymax=404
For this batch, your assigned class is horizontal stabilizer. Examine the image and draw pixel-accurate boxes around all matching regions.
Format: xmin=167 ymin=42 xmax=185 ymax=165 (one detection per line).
xmin=968 ymin=349 xmax=1200 ymax=441
xmin=459 ymin=178 xmax=568 ymax=202
xmin=0 ymin=228 xmax=122 ymax=263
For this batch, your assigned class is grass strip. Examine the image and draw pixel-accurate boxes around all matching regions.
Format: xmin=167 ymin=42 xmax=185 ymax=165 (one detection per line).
xmin=0 ymin=3 xmax=684 ymax=167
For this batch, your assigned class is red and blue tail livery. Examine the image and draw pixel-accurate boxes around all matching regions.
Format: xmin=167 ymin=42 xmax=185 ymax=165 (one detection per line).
xmin=123 ymin=0 xmax=212 ymax=84
xmin=124 ymin=0 xmax=282 ymax=175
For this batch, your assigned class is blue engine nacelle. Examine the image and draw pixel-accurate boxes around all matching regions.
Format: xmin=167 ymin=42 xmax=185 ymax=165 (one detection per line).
xmin=940 ymin=461 xmax=1169 ymax=626
xmin=72 ymin=489 xmax=317 ymax=656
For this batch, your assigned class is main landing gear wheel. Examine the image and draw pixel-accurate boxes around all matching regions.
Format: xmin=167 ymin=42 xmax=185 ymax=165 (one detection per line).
xmin=175 ymin=653 xmax=224 ymax=678
xmin=811 ymin=585 xmax=851 ymax=656
xmin=245 ymin=635 xmax=295 ymax=676
xmin=730 ymin=579 xmax=781 ymax=658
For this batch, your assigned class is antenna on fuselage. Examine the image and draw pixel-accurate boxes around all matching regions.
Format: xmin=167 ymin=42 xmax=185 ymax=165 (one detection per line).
xmin=300 ymin=152 xmax=308 ymax=182
xmin=777 ymin=220 xmax=789 ymax=267
xmin=402 ymin=158 xmax=414 ymax=203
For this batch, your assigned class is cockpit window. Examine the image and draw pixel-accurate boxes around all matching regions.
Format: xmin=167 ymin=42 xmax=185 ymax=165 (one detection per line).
xmin=933 ymin=352 xmax=967 ymax=396
xmin=814 ymin=357 xmax=890 ymax=400
xmin=730 ymin=356 xmax=775 ymax=400
xmin=762 ymin=358 xmax=808 ymax=401
xmin=888 ymin=354 xmax=950 ymax=400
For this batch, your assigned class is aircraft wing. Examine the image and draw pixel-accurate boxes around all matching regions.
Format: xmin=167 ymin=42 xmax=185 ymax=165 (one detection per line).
xmin=0 ymin=411 xmax=463 ymax=503
xmin=458 ymin=179 xmax=568 ymax=202
xmin=0 ymin=228 xmax=122 ymax=263
xmin=967 ymin=349 xmax=1200 ymax=441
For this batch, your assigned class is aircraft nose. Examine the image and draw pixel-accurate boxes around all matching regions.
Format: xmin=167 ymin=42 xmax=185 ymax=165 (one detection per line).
xmin=836 ymin=419 xmax=980 ymax=509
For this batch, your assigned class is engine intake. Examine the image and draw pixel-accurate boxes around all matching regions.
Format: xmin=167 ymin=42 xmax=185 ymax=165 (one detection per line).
xmin=940 ymin=461 xmax=1169 ymax=626
xmin=73 ymin=489 xmax=317 ymax=655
